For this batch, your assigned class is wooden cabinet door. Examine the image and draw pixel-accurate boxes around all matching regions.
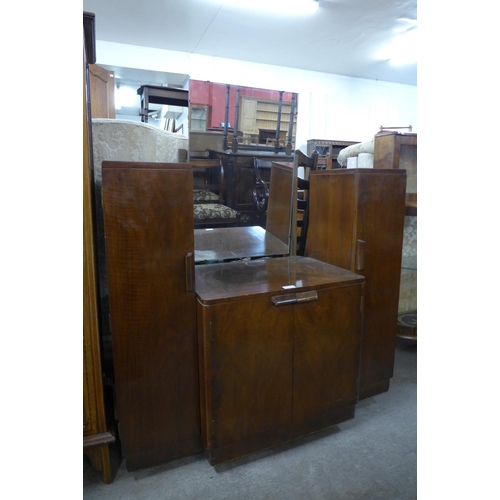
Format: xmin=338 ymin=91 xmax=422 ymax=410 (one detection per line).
xmin=102 ymin=161 xmax=201 ymax=471
xmin=293 ymin=284 xmax=363 ymax=424
xmin=307 ymin=169 xmax=406 ymax=399
xmin=200 ymin=296 xmax=294 ymax=451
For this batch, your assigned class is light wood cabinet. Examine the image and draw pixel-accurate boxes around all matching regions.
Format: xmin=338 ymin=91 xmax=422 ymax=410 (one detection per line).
xmin=89 ymin=63 xmax=116 ymax=119
xmin=307 ymin=169 xmax=406 ymax=399
xmin=240 ymin=97 xmax=296 ymax=142
xmin=196 ymin=257 xmax=364 ymax=465
xmin=101 ymin=161 xmax=203 ymax=471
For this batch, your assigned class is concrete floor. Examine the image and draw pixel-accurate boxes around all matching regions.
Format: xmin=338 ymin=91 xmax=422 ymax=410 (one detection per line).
xmin=83 ymin=338 xmax=417 ymax=500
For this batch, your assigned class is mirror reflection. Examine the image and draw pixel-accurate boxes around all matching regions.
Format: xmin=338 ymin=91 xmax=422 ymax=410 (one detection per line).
xmin=188 ymin=80 xmax=297 ymax=155
xmin=188 ymin=80 xmax=299 ymax=261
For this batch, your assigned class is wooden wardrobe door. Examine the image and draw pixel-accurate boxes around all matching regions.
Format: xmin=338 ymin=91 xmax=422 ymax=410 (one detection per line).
xmin=307 ymin=169 xmax=406 ymax=399
xmin=102 ymin=161 xmax=201 ymax=471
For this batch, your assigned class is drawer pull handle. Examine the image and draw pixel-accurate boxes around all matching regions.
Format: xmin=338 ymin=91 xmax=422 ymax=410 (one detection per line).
xmin=355 ymin=239 xmax=365 ymax=272
xmin=272 ymin=290 xmax=318 ymax=306
xmin=185 ymin=252 xmax=194 ymax=292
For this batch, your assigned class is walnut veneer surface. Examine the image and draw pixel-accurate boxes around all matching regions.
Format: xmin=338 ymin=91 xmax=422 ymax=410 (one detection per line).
xmin=307 ymin=169 xmax=406 ymax=400
xmin=196 ymin=256 xmax=364 ymax=465
xmin=101 ymin=161 xmax=202 ymax=471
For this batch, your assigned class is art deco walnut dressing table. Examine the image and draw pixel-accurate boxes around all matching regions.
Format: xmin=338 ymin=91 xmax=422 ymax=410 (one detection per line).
xmin=101 ymin=153 xmax=366 ymax=468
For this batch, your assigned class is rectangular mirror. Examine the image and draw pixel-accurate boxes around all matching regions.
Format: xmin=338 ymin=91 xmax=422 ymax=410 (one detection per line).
xmin=189 ymin=80 xmax=299 ymax=253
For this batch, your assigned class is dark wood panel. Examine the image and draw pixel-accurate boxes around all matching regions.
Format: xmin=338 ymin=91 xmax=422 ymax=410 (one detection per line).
xmin=266 ymin=162 xmax=294 ymax=249
xmin=101 ymin=161 xmax=202 ymax=471
xmin=201 ymin=296 xmax=294 ymax=448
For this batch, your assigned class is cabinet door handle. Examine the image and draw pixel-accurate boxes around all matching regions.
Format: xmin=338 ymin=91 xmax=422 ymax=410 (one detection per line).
xmin=355 ymin=239 xmax=365 ymax=272
xmin=185 ymin=252 xmax=194 ymax=292
xmin=272 ymin=290 xmax=318 ymax=306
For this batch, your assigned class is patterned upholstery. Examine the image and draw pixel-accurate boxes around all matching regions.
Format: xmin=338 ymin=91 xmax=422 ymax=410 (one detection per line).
xmin=92 ymin=118 xmax=189 ymax=185
xmin=193 ymin=189 xmax=220 ymax=203
xmin=193 ymin=203 xmax=239 ymax=221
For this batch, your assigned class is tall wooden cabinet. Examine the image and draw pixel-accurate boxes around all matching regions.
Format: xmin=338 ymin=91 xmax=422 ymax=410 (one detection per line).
xmin=196 ymin=257 xmax=364 ymax=465
xmin=101 ymin=161 xmax=203 ymax=471
xmin=306 ymin=169 xmax=406 ymax=399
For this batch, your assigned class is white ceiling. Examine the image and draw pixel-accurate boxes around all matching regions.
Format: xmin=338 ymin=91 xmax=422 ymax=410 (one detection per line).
xmin=83 ymin=0 xmax=417 ymax=87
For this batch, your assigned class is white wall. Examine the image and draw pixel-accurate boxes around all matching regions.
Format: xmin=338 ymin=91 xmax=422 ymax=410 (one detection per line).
xmin=96 ymin=41 xmax=417 ymax=152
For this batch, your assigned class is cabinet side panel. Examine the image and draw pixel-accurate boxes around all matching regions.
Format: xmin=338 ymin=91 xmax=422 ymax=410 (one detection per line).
xmin=293 ymin=284 xmax=363 ymax=423
xmin=102 ymin=164 xmax=201 ymax=467
xmin=197 ymin=300 xmax=212 ymax=451
xmin=355 ymin=171 xmax=406 ymax=395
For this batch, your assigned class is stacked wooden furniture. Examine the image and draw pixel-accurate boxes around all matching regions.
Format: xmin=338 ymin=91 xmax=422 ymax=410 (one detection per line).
xmin=306 ymin=168 xmax=406 ymax=399
xmin=101 ymin=161 xmax=203 ymax=472
xmin=83 ymin=11 xmax=117 ymax=483
xmin=306 ymin=139 xmax=358 ymax=169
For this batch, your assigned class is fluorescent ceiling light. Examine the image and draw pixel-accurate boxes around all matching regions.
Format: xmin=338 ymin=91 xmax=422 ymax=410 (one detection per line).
xmin=389 ymin=29 xmax=417 ymax=66
xmin=223 ymin=0 xmax=319 ymax=15
xmin=378 ymin=28 xmax=417 ymax=66
xmin=115 ymin=86 xmax=138 ymax=110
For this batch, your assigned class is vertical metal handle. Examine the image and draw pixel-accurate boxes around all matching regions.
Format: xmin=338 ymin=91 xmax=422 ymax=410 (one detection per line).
xmin=185 ymin=252 xmax=195 ymax=292
xmin=355 ymin=239 xmax=365 ymax=272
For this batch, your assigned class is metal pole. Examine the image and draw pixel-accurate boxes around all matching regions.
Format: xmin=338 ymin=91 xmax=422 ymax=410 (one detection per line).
xmin=275 ymin=90 xmax=284 ymax=153
xmin=286 ymin=93 xmax=297 ymax=156
xmin=223 ymin=84 xmax=230 ymax=150
xmin=232 ymin=86 xmax=241 ymax=153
